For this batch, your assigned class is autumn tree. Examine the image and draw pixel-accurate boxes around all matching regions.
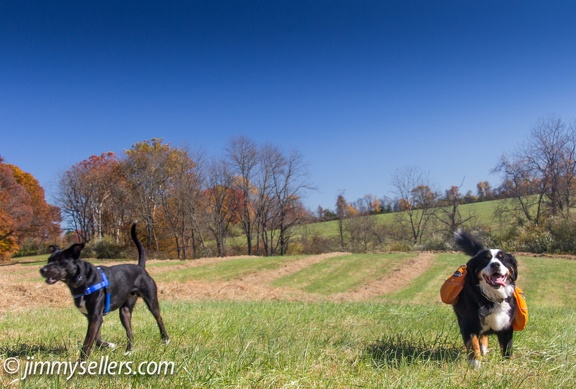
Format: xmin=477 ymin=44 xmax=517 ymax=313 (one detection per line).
xmin=202 ymin=159 xmax=239 ymax=257
xmin=1 ymin=157 xmax=60 ymax=260
xmin=56 ymin=152 xmax=122 ymax=242
xmin=476 ymin=181 xmax=493 ymax=201
xmin=121 ymin=138 xmax=198 ymax=253
xmin=7 ymin=164 xmax=61 ymax=243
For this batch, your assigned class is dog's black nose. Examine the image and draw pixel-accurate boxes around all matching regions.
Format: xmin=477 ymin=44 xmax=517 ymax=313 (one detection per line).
xmin=490 ymin=262 xmax=501 ymax=269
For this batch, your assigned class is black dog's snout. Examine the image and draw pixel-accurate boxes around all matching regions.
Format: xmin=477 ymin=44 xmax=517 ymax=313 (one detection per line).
xmin=40 ymin=265 xmax=51 ymax=276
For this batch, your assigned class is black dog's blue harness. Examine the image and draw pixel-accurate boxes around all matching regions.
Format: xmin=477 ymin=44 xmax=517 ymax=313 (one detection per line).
xmin=74 ymin=267 xmax=111 ymax=315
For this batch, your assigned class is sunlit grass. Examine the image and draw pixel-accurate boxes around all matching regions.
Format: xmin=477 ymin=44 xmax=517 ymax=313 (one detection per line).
xmin=3 ymin=250 xmax=576 ymax=387
xmin=2 ymin=300 xmax=575 ymax=388
xmin=153 ymin=255 xmax=305 ymax=282
xmin=271 ymin=253 xmax=415 ymax=294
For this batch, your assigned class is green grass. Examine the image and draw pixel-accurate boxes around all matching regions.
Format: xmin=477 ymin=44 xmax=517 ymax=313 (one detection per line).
xmin=152 ymin=255 xmax=305 ymax=282
xmin=3 ymin=252 xmax=576 ymax=388
xmin=2 ymin=301 xmax=575 ymax=388
xmin=272 ymin=253 xmax=416 ymax=294
xmin=384 ymin=253 xmax=466 ymax=304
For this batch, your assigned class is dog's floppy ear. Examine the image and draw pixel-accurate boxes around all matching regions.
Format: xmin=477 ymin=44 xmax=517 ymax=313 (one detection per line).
xmin=454 ymin=229 xmax=485 ymax=257
xmin=64 ymin=243 xmax=85 ymax=260
xmin=508 ymin=254 xmax=518 ymax=281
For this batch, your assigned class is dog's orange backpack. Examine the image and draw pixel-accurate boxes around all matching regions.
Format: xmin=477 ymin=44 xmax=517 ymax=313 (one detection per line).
xmin=512 ymin=287 xmax=528 ymax=331
xmin=440 ymin=265 xmax=467 ymax=304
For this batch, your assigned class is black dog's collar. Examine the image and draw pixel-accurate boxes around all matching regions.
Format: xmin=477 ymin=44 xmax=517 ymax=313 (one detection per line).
xmin=74 ymin=267 xmax=111 ymax=315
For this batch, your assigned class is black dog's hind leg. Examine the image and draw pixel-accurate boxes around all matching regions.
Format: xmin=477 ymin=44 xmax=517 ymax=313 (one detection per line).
xmin=119 ymin=295 xmax=138 ymax=355
xmin=95 ymin=327 xmax=116 ymax=349
xmin=140 ymin=284 xmax=170 ymax=344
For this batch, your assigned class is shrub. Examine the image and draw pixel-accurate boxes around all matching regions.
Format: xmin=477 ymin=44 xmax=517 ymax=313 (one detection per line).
xmin=299 ymin=233 xmax=339 ymax=254
xmin=88 ymin=236 xmax=129 ymax=259
xmin=511 ymin=223 xmax=552 ymax=253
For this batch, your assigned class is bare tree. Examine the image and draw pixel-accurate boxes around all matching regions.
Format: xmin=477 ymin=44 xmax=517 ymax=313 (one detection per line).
xmin=157 ymin=148 xmax=204 ymax=259
xmin=202 ymin=158 xmax=237 ymax=257
xmin=494 ymin=115 xmax=576 ymax=223
xmin=435 ymin=184 xmax=475 ymax=235
xmin=391 ymin=167 xmax=438 ymax=244
xmin=270 ymin=148 xmax=313 ymax=255
xmin=226 ymin=136 xmax=259 ymax=255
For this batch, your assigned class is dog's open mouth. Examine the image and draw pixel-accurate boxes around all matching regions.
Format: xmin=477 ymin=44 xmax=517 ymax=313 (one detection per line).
xmin=44 ymin=277 xmax=60 ymax=285
xmin=483 ymin=273 xmax=507 ymax=288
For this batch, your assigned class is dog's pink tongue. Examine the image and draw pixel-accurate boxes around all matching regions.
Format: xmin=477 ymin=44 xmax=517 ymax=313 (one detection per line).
xmin=492 ymin=274 xmax=507 ymax=287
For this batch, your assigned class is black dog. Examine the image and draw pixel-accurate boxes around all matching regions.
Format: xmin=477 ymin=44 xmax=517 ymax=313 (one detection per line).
xmin=40 ymin=224 xmax=169 ymax=359
xmin=453 ymin=230 xmax=518 ymax=368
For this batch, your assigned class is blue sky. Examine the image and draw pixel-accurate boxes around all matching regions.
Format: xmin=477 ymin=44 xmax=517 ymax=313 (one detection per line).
xmin=2 ymin=1 xmax=576 ymax=211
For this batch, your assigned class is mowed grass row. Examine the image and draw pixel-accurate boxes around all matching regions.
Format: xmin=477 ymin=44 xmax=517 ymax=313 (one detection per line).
xmin=2 ymin=252 xmax=576 ymax=388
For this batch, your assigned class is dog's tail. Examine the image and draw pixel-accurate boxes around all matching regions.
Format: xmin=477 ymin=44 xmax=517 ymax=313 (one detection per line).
xmin=454 ymin=229 xmax=485 ymax=257
xmin=131 ymin=223 xmax=146 ymax=268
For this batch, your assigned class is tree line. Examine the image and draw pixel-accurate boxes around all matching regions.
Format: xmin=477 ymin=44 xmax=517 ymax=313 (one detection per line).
xmin=326 ymin=115 xmax=576 ymax=254
xmin=54 ymin=137 xmax=313 ymax=259
xmin=3 ymin=115 xmax=576 ymax=260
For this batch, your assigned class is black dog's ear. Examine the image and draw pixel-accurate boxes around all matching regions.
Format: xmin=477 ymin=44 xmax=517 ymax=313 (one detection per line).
xmin=49 ymin=245 xmax=61 ymax=253
xmin=454 ymin=229 xmax=485 ymax=257
xmin=65 ymin=243 xmax=85 ymax=260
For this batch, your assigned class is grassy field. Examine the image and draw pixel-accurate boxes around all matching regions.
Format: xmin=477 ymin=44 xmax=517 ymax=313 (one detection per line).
xmin=1 ymin=251 xmax=576 ymax=388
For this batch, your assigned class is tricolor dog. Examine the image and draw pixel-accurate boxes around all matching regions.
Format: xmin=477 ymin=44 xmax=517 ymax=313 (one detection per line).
xmin=40 ymin=224 xmax=169 ymax=359
xmin=452 ymin=230 xmax=519 ymax=368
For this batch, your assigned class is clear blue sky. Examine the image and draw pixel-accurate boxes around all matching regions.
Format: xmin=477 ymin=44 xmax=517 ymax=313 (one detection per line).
xmin=2 ymin=1 xmax=576 ymax=211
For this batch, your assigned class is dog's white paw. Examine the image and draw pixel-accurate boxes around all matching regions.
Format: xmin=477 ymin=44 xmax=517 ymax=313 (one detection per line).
xmin=163 ymin=339 xmax=170 ymax=345
xmin=124 ymin=350 xmax=132 ymax=356
xmin=469 ymin=359 xmax=481 ymax=369
xmin=106 ymin=342 xmax=117 ymax=350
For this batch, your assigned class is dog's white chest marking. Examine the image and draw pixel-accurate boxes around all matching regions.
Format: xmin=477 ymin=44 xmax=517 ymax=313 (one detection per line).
xmin=76 ymin=296 xmax=88 ymax=315
xmin=482 ymin=301 xmax=512 ymax=332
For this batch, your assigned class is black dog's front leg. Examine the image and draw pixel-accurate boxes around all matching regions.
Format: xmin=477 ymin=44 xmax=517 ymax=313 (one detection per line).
xmin=497 ymin=330 xmax=514 ymax=358
xmin=80 ymin=315 xmax=103 ymax=360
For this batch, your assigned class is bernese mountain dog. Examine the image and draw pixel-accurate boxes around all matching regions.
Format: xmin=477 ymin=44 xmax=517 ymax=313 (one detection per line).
xmin=453 ymin=230 xmax=518 ymax=368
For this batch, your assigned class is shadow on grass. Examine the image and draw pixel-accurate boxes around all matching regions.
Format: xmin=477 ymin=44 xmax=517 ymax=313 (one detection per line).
xmin=1 ymin=343 xmax=69 ymax=358
xmin=366 ymin=334 xmax=462 ymax=368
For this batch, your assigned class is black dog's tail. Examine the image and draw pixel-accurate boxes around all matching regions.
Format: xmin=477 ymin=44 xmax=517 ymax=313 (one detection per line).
xmin=454 ymin=229 xmax=485 ymax=257
xmin=131 ymin=223 xmax=146 ymax=268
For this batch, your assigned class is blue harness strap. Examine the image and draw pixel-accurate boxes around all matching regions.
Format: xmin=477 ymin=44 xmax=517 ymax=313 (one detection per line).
xmin=74 ymin=267 xmax=111 ymax=315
